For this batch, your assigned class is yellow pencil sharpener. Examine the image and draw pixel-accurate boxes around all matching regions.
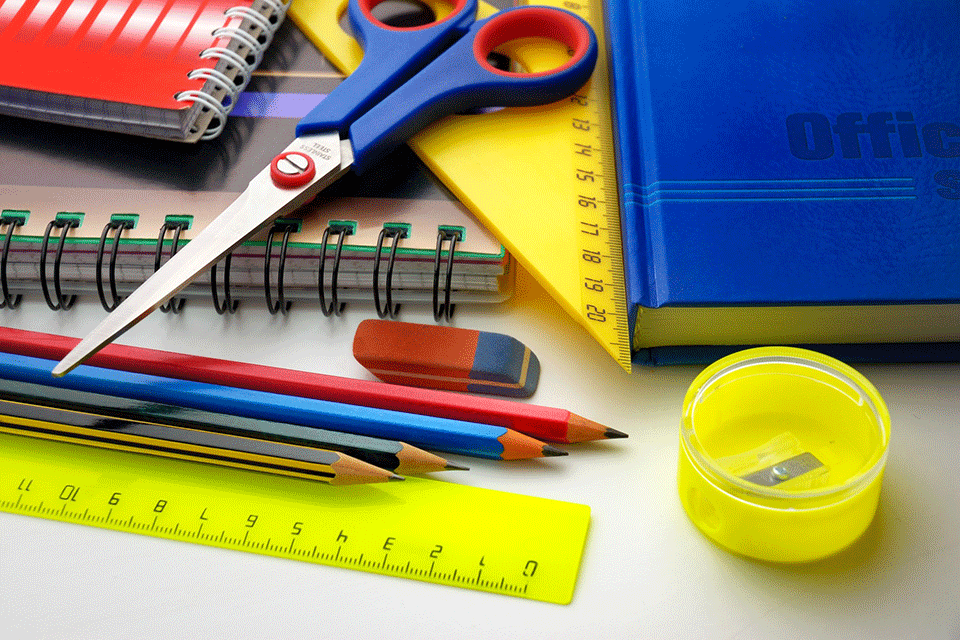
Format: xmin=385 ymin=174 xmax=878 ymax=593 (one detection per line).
xmin=677 ymin=347 xmax=891 ymax=563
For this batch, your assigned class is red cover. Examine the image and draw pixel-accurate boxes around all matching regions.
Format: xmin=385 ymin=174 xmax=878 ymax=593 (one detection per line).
xmin=0 ymin=0 xmax=251 ymax=110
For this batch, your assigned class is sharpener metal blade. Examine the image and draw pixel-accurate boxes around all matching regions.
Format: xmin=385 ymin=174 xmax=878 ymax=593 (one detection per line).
xmin=740 ymin=452 xmax=825 ymax=487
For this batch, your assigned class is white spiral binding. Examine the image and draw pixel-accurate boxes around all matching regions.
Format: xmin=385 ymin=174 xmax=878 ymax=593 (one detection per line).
xmin=188 ymin=67 xmax=240 ymax=98
xmin=212 ymin=25 xmax=265 ymax=67
xmin=200 ymin=46 xmax=249 ymax=76
xmin=174 ymin=1 xmax=291 ymax=140
xmin=174 ymin=89 xmax=229 ymax=139
xmin=187 ymin=66 xmax=242 ymax=119
xmin=261 ymin=0 xmax=292 ymax=16
xmin=260 ymin=0 xmax=293 ymax=23
xmin=225 ymin=7 xmax=274 ymax=37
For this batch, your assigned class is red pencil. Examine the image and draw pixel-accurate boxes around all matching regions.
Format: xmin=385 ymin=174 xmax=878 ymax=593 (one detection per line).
xmin=0 ymin=327 xmax=626 ymax=444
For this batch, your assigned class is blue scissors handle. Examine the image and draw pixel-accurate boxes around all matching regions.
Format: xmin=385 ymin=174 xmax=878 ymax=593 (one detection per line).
xmin=297 ymin=3 xmax=599 ymax=174
xmin=297 ymin=0 xmax=478 ymax=138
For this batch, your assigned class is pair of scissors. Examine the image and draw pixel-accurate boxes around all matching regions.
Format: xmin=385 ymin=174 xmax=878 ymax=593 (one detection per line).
xmin=52 ymin=0 xmax=598 ymax=376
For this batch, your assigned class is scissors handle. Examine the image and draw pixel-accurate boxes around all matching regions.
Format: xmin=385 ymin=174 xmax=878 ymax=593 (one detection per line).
xmin=296 ymin=0 xmax=478 ymax=138
xmin=344 ymin=6 xmax=598 ymax=173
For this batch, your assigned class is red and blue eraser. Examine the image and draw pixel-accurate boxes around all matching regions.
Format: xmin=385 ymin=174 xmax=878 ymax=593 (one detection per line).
xmin=352 ymin=319 xmax=540 ymax=398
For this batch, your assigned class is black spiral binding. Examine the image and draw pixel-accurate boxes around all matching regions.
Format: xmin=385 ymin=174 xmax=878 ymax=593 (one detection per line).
xmin=318 ymin=223 xmax=353 ymax=317
xmin=373 ymin=226 xmax=408 ymax=319
xmin=211 ymin=254 xmax=240 ymax=315
xmin=433 ymin=228 xmax=461 ymax=322
xmin=264 ymin=221 xmax=299 ymax=315
xmin=39 ymin=217 xmax=80 ymax=311
xmin=0 ymin=213 xmax=25 ymax=309
xmin=96 ymin=219 xmax=135 ymax=312
xmin=154 ymin=220 xmax=190 ymax=314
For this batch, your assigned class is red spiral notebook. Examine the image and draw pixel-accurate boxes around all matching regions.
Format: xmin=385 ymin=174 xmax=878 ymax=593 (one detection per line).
xmin=0 ymin=0 xmax=289 ymax=142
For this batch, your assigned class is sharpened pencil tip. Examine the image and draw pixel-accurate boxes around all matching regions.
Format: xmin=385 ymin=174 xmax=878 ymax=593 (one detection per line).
xmin=389 ymin=474 xmax=405 ymax=481
xmin=604 ymin=427 xmax=629 ymax=439
xmin=444 ymin=462 xmax=470 ymax=471
xmin=542 ymin=444 xmax=568 ymax=457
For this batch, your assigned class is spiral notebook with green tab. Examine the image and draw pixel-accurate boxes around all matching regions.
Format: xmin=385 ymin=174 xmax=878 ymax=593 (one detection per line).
xmin=0 ymin=22 xmax=510 ymax=313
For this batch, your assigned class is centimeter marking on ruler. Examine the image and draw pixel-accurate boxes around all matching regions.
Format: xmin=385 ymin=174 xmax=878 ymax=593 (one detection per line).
xmin=0 ymin=433 xmax=588 ymax=604
xmin=550 ymin=0 xmax=633 ymax=372
xmin=0 ymin=493 xmax=531 ymax=595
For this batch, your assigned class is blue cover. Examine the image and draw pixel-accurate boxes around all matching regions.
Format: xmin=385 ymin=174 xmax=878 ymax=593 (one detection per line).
xmin=604 ymin=1 xmax=960 ymax=325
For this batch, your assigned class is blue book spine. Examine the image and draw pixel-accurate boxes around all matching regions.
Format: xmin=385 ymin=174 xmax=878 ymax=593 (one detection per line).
xmin=604 ymin=0 xmax=653 ymax=320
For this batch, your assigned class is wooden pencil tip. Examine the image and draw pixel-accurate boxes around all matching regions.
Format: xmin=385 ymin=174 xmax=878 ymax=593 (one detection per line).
xmin=565 ymin=413 xmax=620 ymax=443
xmin=498 ymin=429 xmax=564 ymax=460
xmin=541 ymin=444 xmax=568 ymax=457
xmin=395 ymin=442 xmax=462 ymax=475
xmin=444 ymin=462 xmax=470 ymax=471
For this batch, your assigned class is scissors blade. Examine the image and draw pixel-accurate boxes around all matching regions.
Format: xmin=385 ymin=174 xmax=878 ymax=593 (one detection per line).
xmin=52 ymin=132 xmax=353 ymax=377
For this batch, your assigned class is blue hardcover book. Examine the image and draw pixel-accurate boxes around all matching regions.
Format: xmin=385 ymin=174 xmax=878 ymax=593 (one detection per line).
xmin=604 ymin=0 xmax=960 ymax=365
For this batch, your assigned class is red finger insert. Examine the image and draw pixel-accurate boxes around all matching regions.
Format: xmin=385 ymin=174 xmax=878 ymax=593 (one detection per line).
xmin=473 ymin=8 xmax=591 ymax=77
xmin=356 ymin=0 xmax=470 ymax=31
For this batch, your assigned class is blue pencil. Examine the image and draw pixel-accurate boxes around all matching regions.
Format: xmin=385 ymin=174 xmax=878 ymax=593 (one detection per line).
xmin=0 ymin=354 xmax=564 ymax=460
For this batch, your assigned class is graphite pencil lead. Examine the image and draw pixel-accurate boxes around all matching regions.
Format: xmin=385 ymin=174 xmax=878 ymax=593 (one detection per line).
xmin=541 ymin=444 xmax=568 ymax=457
xmin=444 ymin=462 xmax=470 ymax=471
xmin=389 ymin=474 xmax=405 ymax=481
xmin=604 ymin=427 xmax=629 ymax=439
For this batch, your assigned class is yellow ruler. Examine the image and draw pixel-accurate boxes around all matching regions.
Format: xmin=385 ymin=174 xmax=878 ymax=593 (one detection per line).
xmin=0 ymin=432 xmax=590 ymax=604
xmin=558 ymin=0 xmax=632 ymax=371
xmin=290 ymin=0 xmax=633 ymax=372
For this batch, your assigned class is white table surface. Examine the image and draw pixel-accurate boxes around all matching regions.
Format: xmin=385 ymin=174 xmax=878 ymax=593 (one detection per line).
xmin=1 ymin=267 xmax=958 ymax=640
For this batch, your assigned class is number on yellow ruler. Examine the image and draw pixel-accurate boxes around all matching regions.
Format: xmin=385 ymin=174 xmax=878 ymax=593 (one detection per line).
xmin=532 ymin=0 xmax=632 ymax=372
xmin=0 ymin=433 xmax=590 ymax=604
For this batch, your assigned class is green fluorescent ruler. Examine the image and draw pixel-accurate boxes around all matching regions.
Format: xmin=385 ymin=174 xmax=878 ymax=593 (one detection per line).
xmin=0 ymin=432 xmax=589 ymax=604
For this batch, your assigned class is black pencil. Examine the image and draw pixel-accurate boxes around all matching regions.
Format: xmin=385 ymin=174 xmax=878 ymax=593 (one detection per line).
xmin=0 ymin=399 xmax=402 ymax=486
xmin=0 ymin=378 xmax=465 ymax=475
